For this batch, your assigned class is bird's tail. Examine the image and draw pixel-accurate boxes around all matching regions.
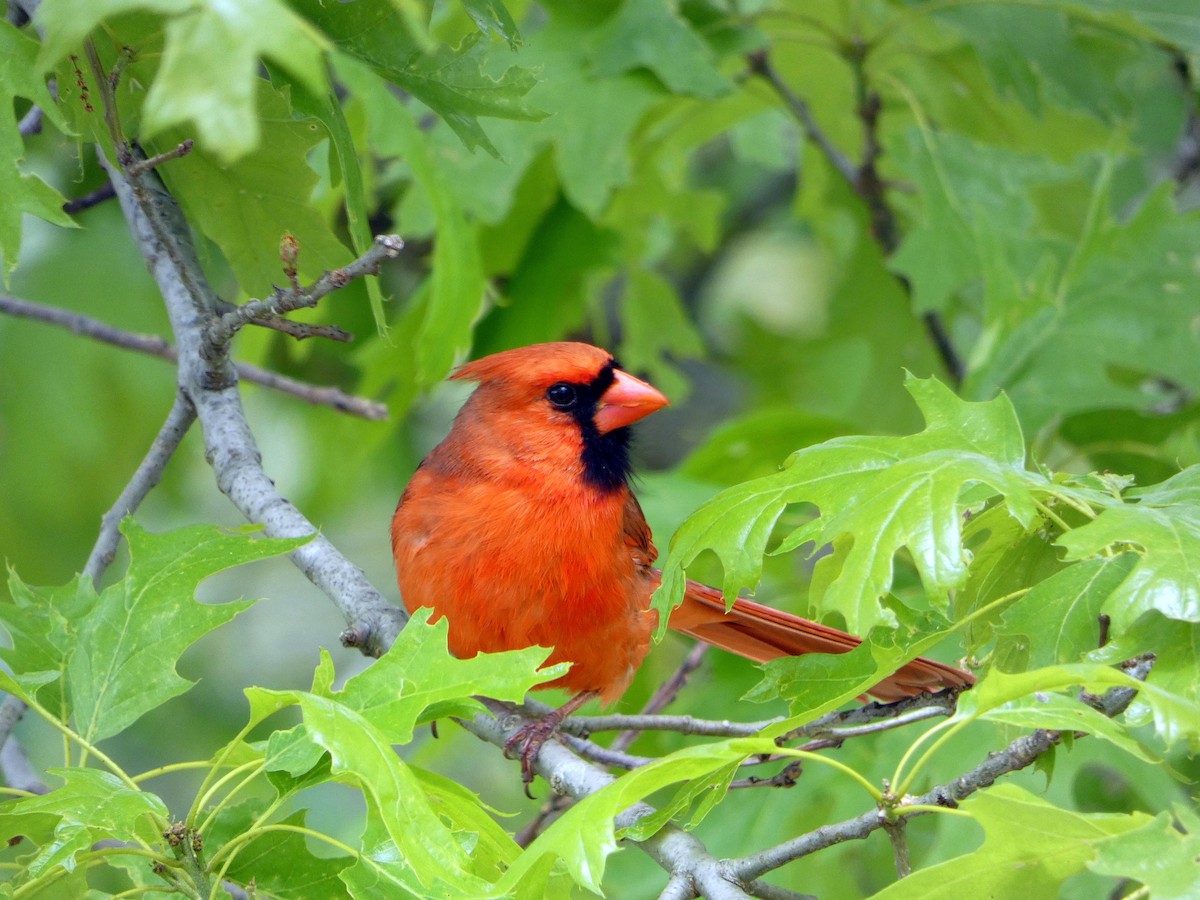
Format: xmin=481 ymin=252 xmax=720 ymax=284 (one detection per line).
xmin=660 ymin=575 xmax=974 ymax=701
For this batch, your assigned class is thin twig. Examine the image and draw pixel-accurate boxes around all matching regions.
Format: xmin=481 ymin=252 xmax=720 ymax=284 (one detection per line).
xmin=747 ymin=47 xmax=965 ymax=384
xmin=0 ymin=294 xmax=387 ymax=420
xmin=560 ymin=733 xmax=653 ymax=770
xmin=612 ymin=643 xmax=710 ymax=753
xmin=513 ymin=794 xmax=574 ymax=848
xmin=729 ymin=656 xmax=1155 ymax=881
xmin=206 ymin=234 xmax=404 ymax=352
xmin=83 ymin=391 xmax=197 ymax=580
xmin=747 ymin=50 xmax=857 ymax=183
xmin=565 ymin=712 xmax=782 ymax=739
xmin=62 ymin=181 xmax=117 ymax=215
xmin=747 ymin=882 xmax=816 ymax=900
xmin=568 ymin=690 xmax=957 ymax=742
xmin=125 ymin=139 xmax=193 ymax=178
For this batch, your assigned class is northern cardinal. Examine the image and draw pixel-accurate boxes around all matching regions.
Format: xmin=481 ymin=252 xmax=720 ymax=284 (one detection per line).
xmin=392 ymin=342 xmax=973 ymax=782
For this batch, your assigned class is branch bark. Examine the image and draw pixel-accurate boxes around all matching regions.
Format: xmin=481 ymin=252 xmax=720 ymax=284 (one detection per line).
xmin=729 ymin=655 xmax=1155 ymax=882
xmin=0 ymin=293 xmax=387 ymax=420
xmin=98 ymin=148 xmax=406 ymax=655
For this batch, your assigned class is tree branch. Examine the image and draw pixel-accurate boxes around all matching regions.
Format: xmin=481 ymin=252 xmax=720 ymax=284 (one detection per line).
xmin=468 ymin=700 xmax=757 ymax=899
xmin=0 ymin=695 xmax=28 ymax=765
xmin=83 ymin=390 xmax=197 ymax=579
xmin=0 ymin=732 xmax=47 ymax=795
xmin=0 ymin=293 xmax=388 ymax=420
xmin=62 ymin=180 xmax=117 ymax=215
xmin=729 ymin=656 xmax=1155 ymax=881
xmin=97 ymin=146 xmax=405 ymax=655
xmin=747 ymin=47 xmax=965 ymax=385
xmin=205 ymin=235 xmax=404 ymax=354
xmin=612 ymin=643 xmax=710 ymax=753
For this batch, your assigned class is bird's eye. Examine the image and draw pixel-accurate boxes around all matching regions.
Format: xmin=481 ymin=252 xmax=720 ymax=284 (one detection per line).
xmin=546 ymin=382 xmax=579 ymax=410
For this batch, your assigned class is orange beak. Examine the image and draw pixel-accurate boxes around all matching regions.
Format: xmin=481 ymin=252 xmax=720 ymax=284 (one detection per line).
xmin=594 ymin=368 xmax=669 ymax=434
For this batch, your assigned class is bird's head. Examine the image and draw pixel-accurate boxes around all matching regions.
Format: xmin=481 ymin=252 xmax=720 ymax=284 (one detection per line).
xmin=450 ymin=342 xmax=669 ymax=491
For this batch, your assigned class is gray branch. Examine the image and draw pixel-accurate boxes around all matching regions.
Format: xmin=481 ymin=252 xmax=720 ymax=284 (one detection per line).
xmin=468 ymin=701 xmax=757 ymax=899
xmin=728 ymin=656 xmax=1155 ymax=882
xmin=83 ymin=390 xmax=197 ymax=580
xmin=206 ymin=235 xmax=404 ymax=353
xmin=0 ymin=293 xmax=387 ymax=420
xmin=98 ymin=149 xmax=406 ymax=655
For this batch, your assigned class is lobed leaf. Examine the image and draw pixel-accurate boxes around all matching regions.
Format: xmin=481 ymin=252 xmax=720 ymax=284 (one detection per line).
xmin=871 ymin=784 xmax=1150 ymax=899
xmin=0 ymin=769 xmax=166 ymax=877
xmin=1058 ymin=467 xmax=1200 ymax=629
xmin=659 ymin=376 xmax=1040 ymax=634
xmin=0 ymin=22 xmax=74 ymax=280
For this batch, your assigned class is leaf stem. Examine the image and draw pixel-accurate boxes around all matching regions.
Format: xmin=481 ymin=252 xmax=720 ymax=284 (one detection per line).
xmin=776 ymin=748 xmax=883 ymax=801
xmin=1033 ymin=498 xmax=1073 ymax=534
xmin=187 ymin=722 xmax=260 ymax=825
xmin=15 ymin=691 xmax=154 ymax=818
xmin=134 ymin=759 xmax=235 ymax=784
xmin=192 ymin=760 xmax=265 ymax=828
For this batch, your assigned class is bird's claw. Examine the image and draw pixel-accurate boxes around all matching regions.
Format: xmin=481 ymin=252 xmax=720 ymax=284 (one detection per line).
xmin=504 ymin=718 xmax=561 ymax=794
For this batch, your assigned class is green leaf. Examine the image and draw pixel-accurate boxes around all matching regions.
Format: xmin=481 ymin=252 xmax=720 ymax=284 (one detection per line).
xmin=269 ymin=63 xmax=388 ymax=329
xmin=337 ymin=52 xmax=486 ymax=381
xmin=965 ymin=181 xmax=1200 ymax=431
xmin=888 ymin=128 xmax=1069 ymax=314
xmin=1057 ymin=472 xmax=1200 ymax=629
xmin=748 ymin=612 xmax=959 ymax=726
xmin=587 ymin=0 xmax=732 ymax=98
xmin=1065 ymin=0 xmax=1200 ymax=57
xmin=870 ymin=784 xmax=1149 ymax=900
xmin=0 ymin=573 xmax=95 ymax=713
xmin=934 ymin=4 xmax=1137 ymax=119
xmin=659 ymin=377 xmax=1039 ymax=634
xmin=293 ymin=0 xmax=542 ymax=156
xmin=500 ymin=738 xmax=773 ymax=893
xmin=1090 ymin=807 xmax=1200 ymax=900
xmin=981 ymin=692 xmax=1159 ymax=765
xmin=155 ymin=78 xmax=351 ymax=295
xmin=459 ymin=0 xmax=522 ymax=49
xmin=0 ymin=769 xmax=166 ymax=877
xmin=473 ymin=197 xmax=618 ymax=354
xmin=678 ymin=407 xmax=854 ymax=485
xmin=243 ymin=613 xmax=561 ymax=896
xmin=35 ymin=0 xmax=188 ymax=68
xmin=145 ymin=0 xmax=328 ymax=159
xmin=207 ymin=806 xmax=350 ymax=899
xmin=995 ymin=553 xmax=1137 ymax=670
xmin=38 ymin=0 xmax=329 ymax=162
xmin=308 ymin=609 xmax=563 ymax=744
xmin=67 ymin=521 xmax=308 ymax=742
xmin=500 ymin=13 xmax=666 ymax=217
xmin=0 ymin=22 xmax=74 ymax=280
xmin=952 ymin=663 xmax=1200 ymax=752
xmin=617 ymin=270 xmax=704 ymax=402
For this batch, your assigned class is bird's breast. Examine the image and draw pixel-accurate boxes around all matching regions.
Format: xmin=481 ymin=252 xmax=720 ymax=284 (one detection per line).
xmin=392 ymin=470 xmax=653 ymax=699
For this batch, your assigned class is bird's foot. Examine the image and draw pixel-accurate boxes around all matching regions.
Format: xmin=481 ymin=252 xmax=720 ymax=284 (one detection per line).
xmin=502 ymin=691 xmax=598 ymax=796
xmin=504 ymin=717 xmax=562 ymax=795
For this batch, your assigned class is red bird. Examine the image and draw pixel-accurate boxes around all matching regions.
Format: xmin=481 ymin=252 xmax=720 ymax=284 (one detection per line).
xmin=392 ymin=343 xmax=972 ymax=781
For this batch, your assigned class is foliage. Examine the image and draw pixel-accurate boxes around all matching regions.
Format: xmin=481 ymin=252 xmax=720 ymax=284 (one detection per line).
xmin=2 ymin=0 xmax=1200 ymax=897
